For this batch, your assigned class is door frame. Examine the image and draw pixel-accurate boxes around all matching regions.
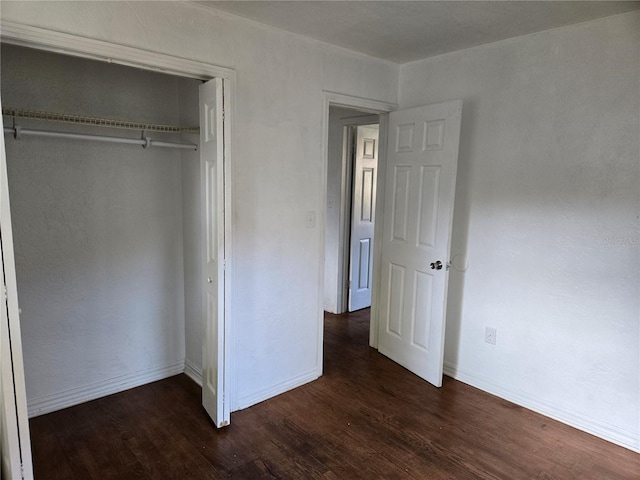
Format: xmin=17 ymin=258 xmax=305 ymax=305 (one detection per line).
xmin=0 ymin=16 xmax=236 ymax=454
xmin=319 ymin=92 xmax=396 ymax=372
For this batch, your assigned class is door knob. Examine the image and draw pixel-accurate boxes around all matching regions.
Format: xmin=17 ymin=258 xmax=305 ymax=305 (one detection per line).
xmin=207 ymin=277 xmax=213 ymax=283
xmin=430 ymin=260 xmax=443 ymax=270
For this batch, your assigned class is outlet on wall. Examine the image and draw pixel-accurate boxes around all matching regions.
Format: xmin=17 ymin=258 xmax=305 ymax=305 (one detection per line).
xmin=305 ymin=210 xmax=316 ymax=229
xmin=485 ymin=326 xmax=497 ymax=345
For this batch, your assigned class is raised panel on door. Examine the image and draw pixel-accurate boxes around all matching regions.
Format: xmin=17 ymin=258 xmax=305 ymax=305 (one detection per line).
xmin=391 ymin=165 xmax=411 ymax=243
xmin=205 ymin=290 xmax=218 ymax=397
xmin=385 ymin=263 xmax=405 ymax=338
xmin=396 ymin=123 xmax=415 ymax=152
xmin=412 ymin=270 xmax=434 ymax=352
xmin=417 ymin=166 xmax=440 ymax=248
xmin=206 ymin=161 xmax=217 ymax=264
xmin=378 ymin=100 xmax=462 ymax=388
xmin=357 ymin=238 xmax=371 ymax=290
xmin=360 ymin=167 xmax=374 ymax=222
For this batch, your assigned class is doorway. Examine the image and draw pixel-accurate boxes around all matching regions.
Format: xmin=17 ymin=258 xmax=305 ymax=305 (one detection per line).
xmin=320 ymin=93 xmax=395 ymax=366
xmin=321 ymin=93 xmax=463 ymax=391
xmin=322 ymin=98 xmax=392 ymax=361
xmin=324 ymin=107 xmax=380 ymax=317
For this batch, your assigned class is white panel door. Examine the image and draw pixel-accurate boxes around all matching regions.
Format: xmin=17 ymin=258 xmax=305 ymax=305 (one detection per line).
xmin=200 ymin=78 xmax=229 ymax=427
xmin=348 ymin=125 xmax=379 ymax=311
xmin=378 ymin=100 xmax=462 ymax=387
xmin=0 ymin=97 xmax=33 ymax=479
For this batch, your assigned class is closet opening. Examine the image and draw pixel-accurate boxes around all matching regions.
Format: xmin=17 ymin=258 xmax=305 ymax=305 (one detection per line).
xmin=1 ymin=43 xmax=224 ymax=430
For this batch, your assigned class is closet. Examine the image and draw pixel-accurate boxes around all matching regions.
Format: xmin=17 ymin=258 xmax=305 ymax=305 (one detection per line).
xmin=1 ymin=44 xmax=205 ymax=418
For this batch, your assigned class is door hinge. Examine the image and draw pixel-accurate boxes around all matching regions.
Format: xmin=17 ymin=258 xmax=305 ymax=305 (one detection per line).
xmin=3 ymin=285 xmax=7 ymax=301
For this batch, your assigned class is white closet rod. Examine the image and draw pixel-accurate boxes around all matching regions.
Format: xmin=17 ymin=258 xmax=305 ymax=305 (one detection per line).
xmin=3 ymin=127 xmax=198 ymax=151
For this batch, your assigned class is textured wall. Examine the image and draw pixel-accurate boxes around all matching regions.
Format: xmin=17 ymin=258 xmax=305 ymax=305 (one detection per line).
xmin=2 ymin=44 xmax=199 ymax=412
xmin=1 ymin=0 xmax=399 ymax=410
xmin=400 ymin=12 xmax=640 ymax=450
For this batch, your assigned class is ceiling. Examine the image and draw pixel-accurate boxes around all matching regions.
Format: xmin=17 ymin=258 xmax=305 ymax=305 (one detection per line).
xmin=197 ymin=1 xmax=640 ymax=64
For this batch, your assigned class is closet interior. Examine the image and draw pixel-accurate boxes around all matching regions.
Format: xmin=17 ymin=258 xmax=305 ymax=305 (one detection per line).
xmin=1 ymin=44 xmax=206 ymax=417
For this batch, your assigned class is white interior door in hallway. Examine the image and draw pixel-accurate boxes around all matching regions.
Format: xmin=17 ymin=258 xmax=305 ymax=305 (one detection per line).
xmin=348 ymin=124 xmax=379 ymax=312
xmin=377 ymin=100 xmax=462 ymax=387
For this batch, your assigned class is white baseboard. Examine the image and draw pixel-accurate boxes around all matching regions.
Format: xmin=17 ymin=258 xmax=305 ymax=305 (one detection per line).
xmin=443 ymin=361 xmax=640 ymax=453
xmin=28 ymin=360 xmax=185 ymax=418
xmin=184 ymin=358 xmax=203 ymax=386
xmin=236 ymin=368 xmax=319 ymax=410
xmin=324 ymin=301 xmax=338 ymax=314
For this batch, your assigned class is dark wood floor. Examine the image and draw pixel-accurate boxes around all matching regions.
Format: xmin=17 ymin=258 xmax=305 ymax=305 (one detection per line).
xmin=30 ymin=309 xmax=638 ymax=479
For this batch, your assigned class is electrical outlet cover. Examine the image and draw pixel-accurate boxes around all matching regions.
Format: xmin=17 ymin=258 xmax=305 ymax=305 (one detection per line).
xmin=485 ymin=327 xmax=497 ymax=345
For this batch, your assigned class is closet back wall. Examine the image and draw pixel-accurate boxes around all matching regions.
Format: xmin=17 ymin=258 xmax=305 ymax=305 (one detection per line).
xmin=1 ymin=45 xmax=200 ymax=416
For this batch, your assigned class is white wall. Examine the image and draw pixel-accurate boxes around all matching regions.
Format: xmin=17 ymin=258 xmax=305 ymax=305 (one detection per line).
xmin=400 ymin=12 xmax=640 ymax=451
xmin=1 ymin=44 xmax=201 ymax=415
xmin=0 ymin=1 xmax=399 ymax=409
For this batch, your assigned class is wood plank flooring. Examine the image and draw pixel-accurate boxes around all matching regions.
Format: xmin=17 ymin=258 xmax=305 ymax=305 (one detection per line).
xmin=30 ymin=309 xmax=639 ymax=479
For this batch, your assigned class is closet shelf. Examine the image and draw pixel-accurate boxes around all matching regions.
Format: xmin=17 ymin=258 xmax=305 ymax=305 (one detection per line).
xmin=2 ymin=108 xmax=199 ymax=134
